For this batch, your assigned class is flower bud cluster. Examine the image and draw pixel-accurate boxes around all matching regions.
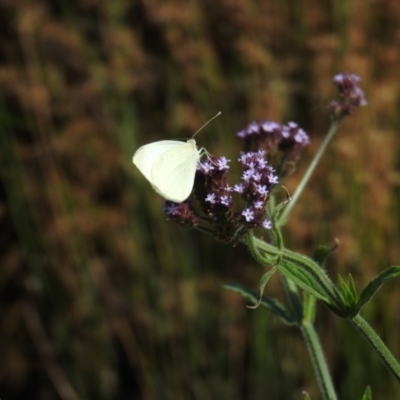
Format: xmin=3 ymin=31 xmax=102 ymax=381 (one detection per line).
xmin=162 ymin=201 xmax=199 ymax=228
xmin=236 ymin=120 xmax=309 ymax=177
xmin=328 ymin=73 xmax=367 ymax=119
xmin=163 ymin=151 xmax=278 ymax=243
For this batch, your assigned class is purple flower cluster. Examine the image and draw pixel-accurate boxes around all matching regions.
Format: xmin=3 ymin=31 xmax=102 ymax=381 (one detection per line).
xmin=237 ymin=121 xmax=309 ymax=146
xmin=237 ymin=120 xmax=309 ymax=177
xmin=328 ymin=73 xmax=367 ymax=119
xmin=163 ymin=152 xmax=278 ymax=243
xmin=234 ymin=151 xmax=277 ymax=229
xmin=162 ymin=200 xmax=199 ymax=228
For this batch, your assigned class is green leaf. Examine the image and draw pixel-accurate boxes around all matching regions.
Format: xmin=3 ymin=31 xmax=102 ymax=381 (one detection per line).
xmin=303 ymin=241 xmax=338 ymax=322
xmin=247 ymin=267 xmax=277 ymax=309
xmin=312 ymin=241 xmax=338 ymax=267
xmin=302 ymin=391 xmax=311 ymax=400
xmin=279 ymin=260 xmax=350 ymax=317
xmin=356 ymin=265 xmax=400 ymax=314
xmin=277 ymin=260 xmax=331 ymax=303
xmin=361 ymin=385 xmax=372 ymax=400
xmin=222 ymin=283 xmax=297 ymax=325
xmin=338 ymin=274 xmax=358 ymax=308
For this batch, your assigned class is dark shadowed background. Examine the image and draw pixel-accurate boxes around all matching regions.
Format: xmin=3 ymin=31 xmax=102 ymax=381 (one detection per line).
xmin=1 ymin=0 xmax=400 ymax=399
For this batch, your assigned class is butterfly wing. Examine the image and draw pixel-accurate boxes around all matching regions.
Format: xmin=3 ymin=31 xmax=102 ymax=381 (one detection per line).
xmin=133 ymin=140 xmax=183 ymax=184
xmin=150 ymin=139 xmax=200 ymax=202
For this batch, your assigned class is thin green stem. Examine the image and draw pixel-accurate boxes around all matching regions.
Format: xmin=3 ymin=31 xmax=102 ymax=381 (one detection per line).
xmin=278 ymin=120 xmax=341 ymax=225
xmin=301 ymin=322 xmax=337 ymax=400
xmin=246 ymin=235 xmax=337 ymax=398
xmin=350 ymin=314 xmax=400 ymax=383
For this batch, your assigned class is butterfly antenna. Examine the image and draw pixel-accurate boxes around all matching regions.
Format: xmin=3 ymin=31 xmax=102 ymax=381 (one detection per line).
xmin=192 ymin=111 xmax=221 ymax=138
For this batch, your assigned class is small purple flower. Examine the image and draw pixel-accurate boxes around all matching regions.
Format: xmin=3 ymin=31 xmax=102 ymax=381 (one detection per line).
xmin=242 ymin=169 xmax=256 ymax=182
xmin=262 ymin=219 xmax=272 ymax=230
xmin=238 ymin=152 xmax=252 ymax=164
xmin=205 ymin=193 xmax=217 ymax=204
xmin=233 ymin=183 xmax=244 ymax=193
xmin=333 ymin=73 xmax=360 ymax=85
xmin=248 ymin=121 xmax=259 ymax=133
xmin=281 ymin=126 xmax=291 ymax=138
xmin=199 ymin=160 xmax=215 ymax=174
xmin=220 ymin=195 xmax=232 ymax=206
xmin=163 ymin=202 xmax=179 ymax=216
xmin=294 ymin=128 xmax=310 ymax=145
xmin=258 ymin=159 xmax=268 ymax=169
xmin=262 ymin=121 xmax=280 ymax=132
xmin=268 ymin=173 xmax=279 ymax=185
xmin=252 ymin=171 xmax=262 ymax=181
xmin=255 ymin=152 xmax=268 ymax=168
xmin=254 ymin=201 xmax=264 ymax=209
xmin=257 ymin=185 xmax=268 ymax=196
xmin=242 ymin=208 xmax=254 ymax=222
xmin=351 ymin=87 xmax=368 ymax=106
xmin=332 ymin=74 xmax=345 ymax=84
xmin=216 ymin=157 xmax=230 ymax=170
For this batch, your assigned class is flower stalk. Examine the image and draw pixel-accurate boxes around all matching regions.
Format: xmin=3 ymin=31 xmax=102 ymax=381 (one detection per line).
xmin=301 ymin=322 xmax=337 ymax=400
xmin=350 ymin=314 xmax=400 ymax=383
xmin=278 ymin=120 xmax=341 ymax=225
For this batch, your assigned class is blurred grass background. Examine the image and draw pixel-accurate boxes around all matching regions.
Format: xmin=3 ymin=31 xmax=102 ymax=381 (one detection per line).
xmin=0 ymin=0 xmax=400 ymax=399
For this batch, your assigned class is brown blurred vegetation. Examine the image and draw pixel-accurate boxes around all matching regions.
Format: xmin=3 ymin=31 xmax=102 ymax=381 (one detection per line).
xmin=0 ymin=0 xmax=400 ymax=399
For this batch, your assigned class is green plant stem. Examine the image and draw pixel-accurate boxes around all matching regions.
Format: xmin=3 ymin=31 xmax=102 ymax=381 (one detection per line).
xmin=247 ymin=234 xmax=338 ymax=398
xmin=250 ymin=235 xmax=400 ymax=386
xmin=350 ymin=314 xmax=400 ymax=383
xmin=278 ymin=120 xmax=341 ymax=225
xmin=301 ymin=322 xmax=337 ymax=400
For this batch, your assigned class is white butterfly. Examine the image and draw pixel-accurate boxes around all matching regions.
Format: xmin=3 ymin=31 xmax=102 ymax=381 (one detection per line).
xmin=132 ymin=112 xmax=220 ymax=203
xmin=133 ymin=139 xmax=200 ymax=202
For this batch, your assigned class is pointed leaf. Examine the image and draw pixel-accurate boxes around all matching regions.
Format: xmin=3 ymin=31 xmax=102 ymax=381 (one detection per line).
xmin=356 ymin=265 xmax=400 ymax=314
xmin=338 ymin=274 xmax=358 ymax=307
xmin=303 ymin=244 xmax=336 ymax=322
xmin=302 ymin=392 xmax=311 ymax=400
xmin=348 ymin=274 xmax=357 ymax=300
xmin=247 ymin=267 xmax=277 ymax=309
xmin=361 ymin=386 xmax=372 ymax=400
xmin=312 ymin=241 xmax=338 ymax=267
xmin=222 ymin=283 xmax=297 ymax=325
xmin=278 ymin=260 xmax=331 ymax=302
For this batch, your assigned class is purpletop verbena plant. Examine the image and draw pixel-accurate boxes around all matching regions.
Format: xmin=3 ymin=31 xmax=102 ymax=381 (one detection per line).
xmin=136 ymin=73 xmax=400 ymax=400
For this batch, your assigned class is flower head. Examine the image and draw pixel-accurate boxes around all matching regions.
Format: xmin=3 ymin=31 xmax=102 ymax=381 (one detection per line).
xmin=163 ymin=149 xmax=278 ymax=243
xmin=163 ymin=113 xmax=310 ymax=242
xmin=162 ymin=201 xmax=199 ymax=228
xmin=236 ymin=120 xmax=309 ymax=177
xmin=329 ymin=73 xmax=367 ymax=119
